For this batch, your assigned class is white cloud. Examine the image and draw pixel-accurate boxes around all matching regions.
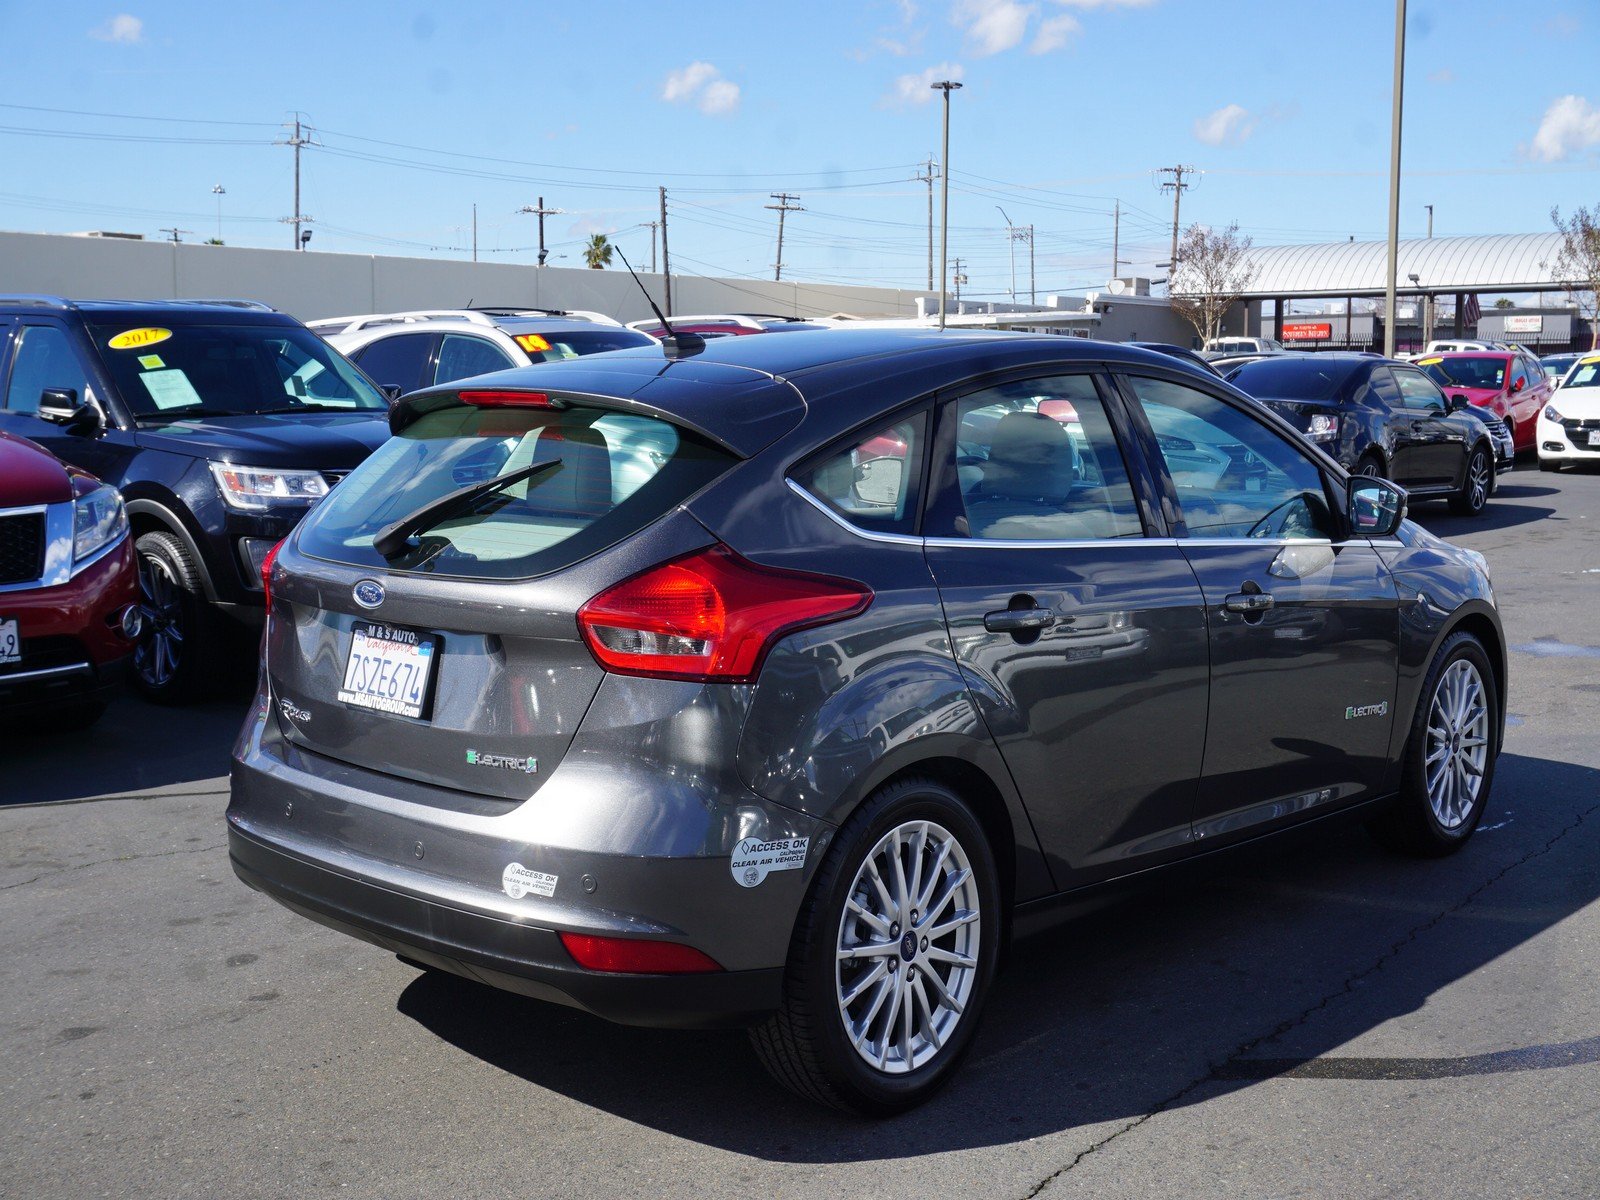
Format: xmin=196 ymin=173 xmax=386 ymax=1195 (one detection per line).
xmin=1427 ymin=67 xmax=1455 ymax=84
xmin=885 ymin=62 xmax=966 ymax=107
xmin=954 ymin=0 xmax=1034 ymax=55
xmin=660 ymin=62 xmax=740 ymax=116
xmin=1530 ymin=94 xmax=1600 ymax=162
xmin=89 ymin=13 xmax=143 ymax=43
xmin=699 ymin=79 xmax=741 ymax=115
xmin=1048 ymin=0 xmax=1156 ymax=8
xmin=1030 ymin=13 xmax=1081 ymax=52
xmin=1193 ymin=102 xmax=1255 ymax=146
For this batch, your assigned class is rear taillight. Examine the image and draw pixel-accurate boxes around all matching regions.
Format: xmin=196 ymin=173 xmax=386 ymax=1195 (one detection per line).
xmin=260 ymin=538 xmax=285 ymax=609
xmin=576 ymin=544 xmax=871 ymax=683
xmin=558 ymin=932 xmax=722 ymax=975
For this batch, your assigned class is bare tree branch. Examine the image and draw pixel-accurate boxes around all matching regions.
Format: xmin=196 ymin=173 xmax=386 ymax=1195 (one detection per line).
xmin=1169 ymin=222 xmax=1255 ymax=347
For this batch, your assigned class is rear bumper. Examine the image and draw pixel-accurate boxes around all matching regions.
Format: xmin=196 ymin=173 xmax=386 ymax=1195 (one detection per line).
xmin=229 ymin=826 xmax=782 ymax=1028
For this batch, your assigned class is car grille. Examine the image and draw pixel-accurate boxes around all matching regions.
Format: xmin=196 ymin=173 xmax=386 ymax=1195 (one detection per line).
xmin=0 ymin=511 xmax=46 ymax=586
xmin=1560 ymin=417 xmax=1600 ymax=432
xmin=1480 ymin=417 xmax=1510 ymax=440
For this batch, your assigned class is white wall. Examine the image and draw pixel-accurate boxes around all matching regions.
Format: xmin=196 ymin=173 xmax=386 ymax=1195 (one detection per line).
xmin=0 ymin=231 xmax=928 ymax=323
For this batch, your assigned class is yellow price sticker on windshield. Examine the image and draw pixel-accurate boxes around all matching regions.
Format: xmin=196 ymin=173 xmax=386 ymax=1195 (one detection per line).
xmin=1580 ymin=355 xmax=1600 ymax=366
xmin=108 ymin=327 xmax=172 ymax=350
xmin=1416 ymin=356 xmax=1443 ymax=366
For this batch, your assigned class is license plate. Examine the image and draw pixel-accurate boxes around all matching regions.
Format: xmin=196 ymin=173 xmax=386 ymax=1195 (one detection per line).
xmin=338 ymin=621 xmax=439 ymax=719
xmin=0 ymin=618 xmax=18 ymax=666
xmin=1588 ymin=430 xmax=1600 ymax=447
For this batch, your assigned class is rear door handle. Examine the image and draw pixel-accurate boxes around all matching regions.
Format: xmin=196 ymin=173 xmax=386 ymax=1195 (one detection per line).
xmin=984 ymin=607 xmax=1057 ymax=633
xmin=1224 ymin=591 xmax=1275 ymax=614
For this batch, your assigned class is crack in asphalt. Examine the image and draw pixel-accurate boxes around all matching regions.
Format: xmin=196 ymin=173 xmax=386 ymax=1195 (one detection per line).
xmin=0 ymin=841 xmax=229 ymax=892
xmin=1018 ymin=797 xmax=1600 ymax=1199
xmin=0 ymin=787 xmax=230 ymax=812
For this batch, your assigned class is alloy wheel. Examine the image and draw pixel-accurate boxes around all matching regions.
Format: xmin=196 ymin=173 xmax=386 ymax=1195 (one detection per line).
xmin=835 ymin=820 xmax=980 ymax=1075
xmin=1424 ymin=658 xmax=1489 ymax=829
xmin=1358 ymin=458 xmax=1383 ymax=478
xmin=135 ymin=551 xmax=185 ymax=689
xmin=1467 ymin=452 xmax=1490 ymax=510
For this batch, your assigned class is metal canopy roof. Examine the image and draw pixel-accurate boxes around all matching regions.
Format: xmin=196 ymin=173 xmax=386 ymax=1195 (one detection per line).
xmin=1240 ymin=234 xmax=1567 ymax=299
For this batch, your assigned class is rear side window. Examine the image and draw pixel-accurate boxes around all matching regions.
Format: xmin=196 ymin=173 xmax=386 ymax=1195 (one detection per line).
xmin=793 ymin=412 xmax=926 ymax=536
xmin=352 ymin=333 xmax=434 ymax=394
xmin=297 ymin=399 xmax=734 ymax=579
xmin=1230 ymin=358 xmax=1352 ymax=401
xmin=434 ymin=334 xmax=514 ymax=385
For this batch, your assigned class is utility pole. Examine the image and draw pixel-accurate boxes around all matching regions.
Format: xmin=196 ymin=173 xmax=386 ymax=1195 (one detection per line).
xmin=160 ymin=227 xmax=191 ymax=244
xmin=1027 ymin=224 xmax=1035 ymax=306
xmin=951 ymin=259 xmax=968 ymax=305
xmin=766 ymin=192 xmax=804 ymax=282
xmin=915 ymin=156 xmax=939 ymax=291
xmin=472 ymin=204 xmax=478 ymax=263
xmin=1158 ymin=165 xmax=1196 ymax=279
xmin=519 ymin=197 xmax=562 ymax=266
xmin=659 ymin=186 xmax=672 ymax=315
xmin=1382 ymin=0 xmax=1407 ymax=357
xmin=1112 ymin=200 xmax=1120 ymax=283
xmin=642 ymin=221 xmax=660 ymax=273
xmin=931 ymin=80 xmax=963 ymax=330
xmin=278 ymin=114 xmax=318 ymax=251
xmin=996 ymin=206 xmax=1018 ymax=302
xmin=1424 ymin=202 xmax=1433 ymax=343
xmin=211 ymin=184 xmax=225 ymax=242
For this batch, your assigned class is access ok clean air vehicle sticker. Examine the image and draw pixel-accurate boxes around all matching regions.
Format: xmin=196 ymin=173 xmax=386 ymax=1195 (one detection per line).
xmin=730 ymin=838 xmax=809 ymax=888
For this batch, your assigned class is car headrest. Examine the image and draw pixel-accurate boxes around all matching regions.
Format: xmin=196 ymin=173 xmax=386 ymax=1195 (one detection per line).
xmin=980 ymin=411 xmax=1076 ymax=502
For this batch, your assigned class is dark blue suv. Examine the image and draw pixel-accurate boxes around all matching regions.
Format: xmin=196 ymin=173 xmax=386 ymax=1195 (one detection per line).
xmin=0 ymin=297 xmax=392 ymax=703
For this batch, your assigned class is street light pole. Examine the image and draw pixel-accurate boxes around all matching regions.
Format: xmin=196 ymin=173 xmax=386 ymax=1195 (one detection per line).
xmin=930 ymin=80 xmax=962 ymax=330
xmin=212 ymin=184 xmax=225 ymax=242
xmin=1383 ymin=0 xmax=1407 ymax=357
xmin=997 ymin=206 xmax=1017 ymax=303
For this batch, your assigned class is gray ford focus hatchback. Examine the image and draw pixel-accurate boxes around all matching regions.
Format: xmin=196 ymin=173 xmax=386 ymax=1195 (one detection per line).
xmin=229 ymin=330 xmax=1505 ymax=1114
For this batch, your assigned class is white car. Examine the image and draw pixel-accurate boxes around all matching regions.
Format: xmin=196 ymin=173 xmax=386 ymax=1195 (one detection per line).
xmin=1538 ymin=353 xmax=1600 ymax=471
xmin=1204 ymin=336 xmax=1283 ymax=357
xmin=321 ymin=309 xmax=652 ymax=398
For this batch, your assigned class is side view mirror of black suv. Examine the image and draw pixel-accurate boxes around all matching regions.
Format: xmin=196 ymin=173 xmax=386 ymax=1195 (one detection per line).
xmin=1446 ymin=393 xmax=1471 ymax=413
xmin=1348 ymin=476 xmax=1406 ymax=537
xmin=38 ymin=388 xmax=104 ymax=436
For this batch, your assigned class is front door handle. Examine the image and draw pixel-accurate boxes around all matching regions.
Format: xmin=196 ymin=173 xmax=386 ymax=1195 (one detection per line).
xmin=1224 ymin=590 xmax=1275 ymax=614
xmin=984 ymin=607 xmax=1057 ymax=634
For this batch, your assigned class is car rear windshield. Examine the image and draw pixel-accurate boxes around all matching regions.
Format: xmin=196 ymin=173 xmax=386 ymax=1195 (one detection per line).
xmin=504 ymin=327 xmax=656 ymax=362
xmin=89 ymin=322 xmax=387 ymax=419
xmin=295 ymin=398 xmax=735 ymax=579
xmin=1228 ymin=358 xmax=1352 ymax=401
xmin=1418 ymin=356 xmax=1507 ymax=390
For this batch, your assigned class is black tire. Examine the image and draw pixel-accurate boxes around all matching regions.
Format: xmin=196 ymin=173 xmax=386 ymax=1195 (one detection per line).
xmin=133 ymin=530 xmax=223 ymax=705
xmin=1448 ymin=446 xmax=1491 ymax=516
xmin=1538 ymin=458 xmax=1558 ymax=473
xmin=750 ymin=776 xmax=1002 ymax=1115
xmin=1367 ymin=631 xmax=1498 ymax=857
xmin=1353 ymin=450 xmax=1386 ymax=479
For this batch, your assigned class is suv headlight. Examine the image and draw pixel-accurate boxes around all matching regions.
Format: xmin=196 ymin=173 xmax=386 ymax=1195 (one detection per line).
xmin=1544 ymin=404 xmax=1563 ymax=422
xmin=210 ymin=463 xmax=330 ymax=510
xmin=71 ymin=481 xmax=129 ymax=563
xmin=1306 ymin=413 xmax=1339 ymax=443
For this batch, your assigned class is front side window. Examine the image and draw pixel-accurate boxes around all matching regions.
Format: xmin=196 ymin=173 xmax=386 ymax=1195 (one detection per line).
xmin=352 ymin=332 xmax=434 ymax=394
xmin=1124 ymin=375 xmax=1335 ymax=541
xmin=793 ymin=411 xmax=926 ymax=536
xmin=434 ymin=334 xmax=515 ymax=385
xmin=5 ymin=326 xmax=89 ymax=414
xmin=1391 ymin=367 xmax=1447 ymax=412
xmin=89 ymin=323 xmax=386 ymax=419
xmin=933 ymin=374 xmax=1142 ymax=541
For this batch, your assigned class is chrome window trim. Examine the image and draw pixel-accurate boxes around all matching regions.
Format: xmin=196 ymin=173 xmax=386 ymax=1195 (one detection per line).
xmin=785 ymin=478 xmax=925 ymax=546
xmin=0 ymin=501 xmax=128 ymax=593
xmin=923 ymin=535 xmax=1180 ymax=550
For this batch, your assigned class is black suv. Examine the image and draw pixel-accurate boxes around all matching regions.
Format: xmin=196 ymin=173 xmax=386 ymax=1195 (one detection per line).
xmin=1228 ymin=353 xmax=1506 ymax=516
xmin=0 ymin=297 xmax=391 ymax=702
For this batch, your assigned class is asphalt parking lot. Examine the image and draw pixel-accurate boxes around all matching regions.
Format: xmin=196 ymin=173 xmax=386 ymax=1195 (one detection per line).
xmin=3 ymin=465 xmax=1598 ymax=1200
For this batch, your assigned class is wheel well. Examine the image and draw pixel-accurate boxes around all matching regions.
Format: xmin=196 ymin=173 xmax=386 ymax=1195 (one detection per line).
xmin=1447 ymin=611 xmax=1506 ymax=726
xmin=878 ymin=756 xmax=1017 ymax=913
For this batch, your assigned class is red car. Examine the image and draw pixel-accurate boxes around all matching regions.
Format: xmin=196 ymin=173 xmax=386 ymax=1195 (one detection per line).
xmin=0 ymin=432 xmax=140 ymax=728
xmin=1417 ymin=351 xmax=1551 ymax=452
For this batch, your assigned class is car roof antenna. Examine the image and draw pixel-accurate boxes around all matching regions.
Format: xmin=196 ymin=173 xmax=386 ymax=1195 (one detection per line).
xmin=613 ymin=245 xmax=704 ymax=361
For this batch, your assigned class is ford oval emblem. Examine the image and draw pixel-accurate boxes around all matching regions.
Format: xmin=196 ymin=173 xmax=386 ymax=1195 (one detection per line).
xmin=353 ymin=579 xmax=385 ymax=609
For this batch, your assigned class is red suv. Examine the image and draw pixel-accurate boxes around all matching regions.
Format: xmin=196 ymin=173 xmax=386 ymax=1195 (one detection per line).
xmin=1417 ymin=351 xmax=1551 ymax=452
xmin=0 ymin=431 xmax=140 ymax=727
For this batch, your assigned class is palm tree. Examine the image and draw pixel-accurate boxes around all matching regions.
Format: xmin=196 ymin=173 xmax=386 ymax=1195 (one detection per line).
xmin=583 ymin=233 xmax=613 ymax=270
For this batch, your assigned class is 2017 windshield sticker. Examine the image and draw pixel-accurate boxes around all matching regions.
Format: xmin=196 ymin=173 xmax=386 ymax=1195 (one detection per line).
xmin=731 ymin=837 xmax=809 ymax=888
xmin=502 ymin=863 xmax=557 ymax=900
xmin=1346 ymin=701 xmax=1390 ymax=719
xmin=108 ymin=327 xmax=171 ymax=350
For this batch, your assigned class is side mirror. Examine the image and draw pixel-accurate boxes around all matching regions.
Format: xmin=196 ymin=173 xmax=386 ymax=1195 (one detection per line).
xmin=851 ymin=456 xmax=905 ymax=507
xmin=38 ymin=388 xmax=104 ymax=436
xmin=1447 ymin=393 xmax=1471 ymax=412
xmin=380 ymin=383 xmax=403 ymax=403
xmin=1347 ymin=476 xmax=1406 ymax=538
xmin=1510 ymin=377 xmax=1525 ymax=394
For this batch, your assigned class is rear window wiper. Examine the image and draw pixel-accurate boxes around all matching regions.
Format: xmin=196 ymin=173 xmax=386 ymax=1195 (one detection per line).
xmin=372 ymin=459 xmax=562 ymax=559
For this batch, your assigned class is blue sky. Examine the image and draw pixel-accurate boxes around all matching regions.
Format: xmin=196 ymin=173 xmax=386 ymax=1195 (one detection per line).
xmin=0 ymin=0 xmax=1596 ymax=300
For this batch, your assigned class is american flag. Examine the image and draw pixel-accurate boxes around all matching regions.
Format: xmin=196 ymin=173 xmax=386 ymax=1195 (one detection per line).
xmin=1462 ymin=293 xmax=1482 ymax=327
